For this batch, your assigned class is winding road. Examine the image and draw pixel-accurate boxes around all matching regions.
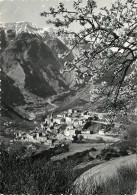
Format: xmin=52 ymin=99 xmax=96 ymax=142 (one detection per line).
xmin=46 ymin=98 xmax=58 ymax=110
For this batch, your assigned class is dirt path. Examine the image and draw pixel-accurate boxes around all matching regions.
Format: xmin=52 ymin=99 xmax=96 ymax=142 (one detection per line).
xmin=46 ymin=98 xmax=58 ymax=110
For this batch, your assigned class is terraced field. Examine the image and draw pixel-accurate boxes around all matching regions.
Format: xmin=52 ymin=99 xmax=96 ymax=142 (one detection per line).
xmin=51 ymin=142 xmax=106 ymax=161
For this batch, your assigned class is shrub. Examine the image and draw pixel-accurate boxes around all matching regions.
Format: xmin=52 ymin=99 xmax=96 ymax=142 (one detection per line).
xmin=104 ymin=152 xmax=112 ymax=160
xmin=119 ymin=149 xmax=128 ymax=156
xmin=97 ymin=137 xmax=105 ymax=143
xmin=78 ymin=134 xmax=84 ymax=141
xmin=101 ymin=147 xmax=121 ymax=160
xmin=0 ymin=149 xmax=77 ymax=194
xmin=113 ymin=125 xmax=136 ymax=154
xmin=83 ymin=121 xmax=91 ymax=130
xmin=104 ymin=154 xmax=110 ymax=160
xmin=96 ymin=155 xmax=101 ymax=159
xmin=90 ymin=147 xmax=97 ymax=152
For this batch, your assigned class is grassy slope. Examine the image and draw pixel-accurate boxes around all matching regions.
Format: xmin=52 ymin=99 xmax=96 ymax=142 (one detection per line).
xmin=74 ymin=154 xmax=136 ymax=193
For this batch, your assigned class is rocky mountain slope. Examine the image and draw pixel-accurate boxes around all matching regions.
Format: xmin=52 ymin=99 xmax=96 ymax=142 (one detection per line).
xmin=0 ymin=22 xmax=78 ymax=109
xmin=1 ymin=32 xmax=70 ymax=105
xmin=2 ymin=22 xmax=116 ymax=120
xmin=0 ymin=22 xmax=109 ymax=118
xmin=0 ymin=22 xmax=76 ymax=87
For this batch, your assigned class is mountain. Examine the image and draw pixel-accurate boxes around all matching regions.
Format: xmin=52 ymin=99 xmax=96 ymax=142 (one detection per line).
xmin=0 ymin=21 xmax=43 ymax=35
xmin=0 ymin=21 xmax=77 ymax=87
xmin=0 ymin=22 xmax=92 ymax=120
xmin=1 ymin=24 xmax=73 ymax=108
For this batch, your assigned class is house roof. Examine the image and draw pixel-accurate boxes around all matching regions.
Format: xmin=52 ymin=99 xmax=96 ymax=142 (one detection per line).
xmin=54 ymin=117 xmax=64 ymax=120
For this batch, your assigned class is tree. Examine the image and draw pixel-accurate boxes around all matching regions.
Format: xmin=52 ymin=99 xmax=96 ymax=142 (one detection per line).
xmin=41 ymin=0 xmax=137 ymax=114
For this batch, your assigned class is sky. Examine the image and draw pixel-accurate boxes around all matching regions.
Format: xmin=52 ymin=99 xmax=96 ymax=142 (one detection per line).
xmin=0 ymin=0 xmax=116 ymax=30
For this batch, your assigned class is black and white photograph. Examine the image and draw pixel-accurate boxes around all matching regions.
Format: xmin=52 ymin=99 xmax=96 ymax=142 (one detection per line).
xmin=0 ymin=0 xmax=136 ymax=194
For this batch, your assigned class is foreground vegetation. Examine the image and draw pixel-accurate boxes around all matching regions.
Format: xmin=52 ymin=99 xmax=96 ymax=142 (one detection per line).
xmin=1 ymin=143 xmax=136 ymax=195
xmin=0 ymin=124 xmax=136 ymax=194
xmin=0 ymin=149 xmax=77 ymax=194
xmin=73 ymin=164 xmax=136 ymax=195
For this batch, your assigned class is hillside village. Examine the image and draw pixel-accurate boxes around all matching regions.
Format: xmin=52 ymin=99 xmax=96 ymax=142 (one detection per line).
xmin=15 ymin=109 xmax=114 ymax=147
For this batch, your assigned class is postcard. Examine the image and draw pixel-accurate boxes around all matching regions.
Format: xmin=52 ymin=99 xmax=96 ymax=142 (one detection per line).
xmin=0 ymin=0 xmax=136 ymax=194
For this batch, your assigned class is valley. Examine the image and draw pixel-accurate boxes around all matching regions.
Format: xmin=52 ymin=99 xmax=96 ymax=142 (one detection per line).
xmin=0 ymin=19 xmax=136 ymax=195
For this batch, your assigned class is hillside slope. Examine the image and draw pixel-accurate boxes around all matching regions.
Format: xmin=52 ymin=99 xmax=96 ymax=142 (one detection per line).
xmin=1 ymin=31 xmax=69 ymax=106
xmin=74 ymin=154 xmax=136 ymax=193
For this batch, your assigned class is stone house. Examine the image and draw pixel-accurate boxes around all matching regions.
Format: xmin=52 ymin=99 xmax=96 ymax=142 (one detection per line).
xmin=16 ymin=131 xmax=22 ymax=138
xmin=64 ymin=129 xmax=70 ymax=137
xmin=47 ymin=139 xmax=52 ymax=145
xmin=65 ymin=117 xmax=73 ymax=124
xmin=83 ymin=114 xmax=90 ymax=119
xmin=73 ymin=120 xmax=79 ymax=127
xmin=79 ymin=119 xmax=84 ymax=126
xmin=26 ymin=133 xmax=34 ymax=140
xmin=81 ymin=130 xmax=91 ymax=134
xmin=68 ymin=129 xmax=76 ymax=136
xmin=53 ymin=117 xmax=65 ymax=124
xmin=74 ymin=110 xmax=78 ymax=114
xmin=44 ymin=118 xmax=51 ymax=125
xmin=40 ymin=123 xmax=45 ymax=130
xmin=21 ymin=136 xmax=27 ymax=141
xmin=68 ymin=109 xmax=74 ymax=114
xmin=63 ymin=113 xmax=68 ymax=117
xmin=56 ymin=114 xmax=64 ymax=118
xmin=56 ymin=133 xmax=65 ymax=140
xmin=66 ymin=125 xmax=74 ymax=130
xmin=49 ymin=122 xmax=54 ymax=127
xmin=64 ymin=129 xmax=76 ymax=140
